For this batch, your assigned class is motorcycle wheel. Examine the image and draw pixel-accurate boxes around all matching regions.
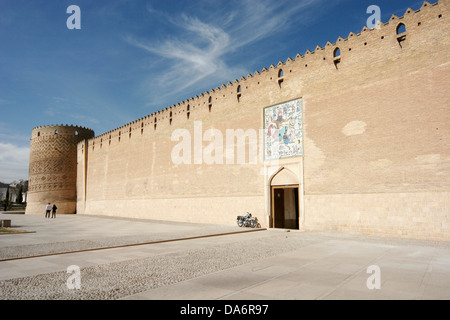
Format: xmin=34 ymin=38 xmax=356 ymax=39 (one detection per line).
xmin=237 ymin=220 xmax=243 ymax=227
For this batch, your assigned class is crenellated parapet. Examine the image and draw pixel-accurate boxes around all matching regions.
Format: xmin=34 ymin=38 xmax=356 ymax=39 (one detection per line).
xmin=31 ymin=124 xmax=94 ymax=139
xmin=32 ymin=124 xmax=93 ymax=130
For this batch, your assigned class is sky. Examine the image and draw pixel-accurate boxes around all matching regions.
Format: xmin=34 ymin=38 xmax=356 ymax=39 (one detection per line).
xmin=0 ymin=0 xmax=428 ymax=183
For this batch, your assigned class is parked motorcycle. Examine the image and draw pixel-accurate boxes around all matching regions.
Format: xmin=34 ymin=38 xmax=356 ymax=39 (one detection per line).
xmin=236 ymin=212 xmax=261 ymax=228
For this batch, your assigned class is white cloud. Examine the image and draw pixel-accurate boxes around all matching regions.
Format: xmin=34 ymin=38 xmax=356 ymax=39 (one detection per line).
xmin=0 ymin=98 xmax=12 ymax=105
xmin=69 ymin=113 xmax=100 ymax=126
xmin=126 ymin=0 xmax=324 ymax=105
xmin=0 ymin=122 xmax=30 ymax=144
xmin=0 ymin=142 xmax=29 ymax=183
xmin=128 ymin=16 xmax=233 ymax=86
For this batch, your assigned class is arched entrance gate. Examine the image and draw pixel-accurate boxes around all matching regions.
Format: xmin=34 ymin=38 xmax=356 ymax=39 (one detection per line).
xmin=270 ymin=168 xmax=300 ymax=230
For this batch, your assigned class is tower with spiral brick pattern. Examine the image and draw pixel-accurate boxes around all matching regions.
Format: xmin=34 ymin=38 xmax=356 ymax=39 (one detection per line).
xmin=25 ymin=125 xmax=94 ymax=215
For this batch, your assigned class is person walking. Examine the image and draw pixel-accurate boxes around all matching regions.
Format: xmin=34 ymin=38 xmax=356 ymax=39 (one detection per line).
xmin=45 ymin=203 xmax=51 ymax=218
xmin=51 ymin=204 xmax=57 ymax=218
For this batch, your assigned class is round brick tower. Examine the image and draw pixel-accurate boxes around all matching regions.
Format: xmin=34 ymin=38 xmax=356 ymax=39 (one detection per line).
xmin=25 ymin=125 xmax=95 ymax=215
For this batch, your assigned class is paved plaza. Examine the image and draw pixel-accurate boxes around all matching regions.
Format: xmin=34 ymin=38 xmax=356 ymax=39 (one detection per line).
xmin=0 ymin=212 xmax=449 ymax=300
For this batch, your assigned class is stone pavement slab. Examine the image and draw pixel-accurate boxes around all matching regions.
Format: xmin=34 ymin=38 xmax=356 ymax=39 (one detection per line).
xmin=1 ymin=213 xmax=449 ymax=300
xmin=121 ymin=236 xmax=450 ymax=300
xmin=0 ymin=213 xmax=259 ymax=260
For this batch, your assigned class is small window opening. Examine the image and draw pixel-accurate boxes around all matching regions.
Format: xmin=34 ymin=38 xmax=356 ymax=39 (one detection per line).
xmin=277 ymin=69 xmax=284 ymax=88
xmin=75 ymin=131 xmax=78 ymax=136
xmin=118 ymin=131 xmax=121 ymax=142
xmin=187 ymin=105 xmax=190 ymax=119
xmin=333 ymin=47 xmax=341 ymax=69
xmin=396 ymin=23 xmax=406 ymax=35
xmin=396 ymin=23 xmax=407 ymax=47
xmin=55 ymin=130 xmax=58 ymax=135
xmin=141 ymin=123 xmax=144 ymax=135
xmin=278 ymin=69 xmax=284 ymax=78
xmin=208 ymin=97 xmax=212 ymax=112
xmin=109 ymin=135 xmax=111 ymax=145
xmin=129 ymin=127 xmax=132 ymax=138
xmin=333 ymin=47 xmax=341 ymax=58
xmin=237 ymin=85 xmax=242 ymax=102
xmin=37 ymin=132 xmax=40 ymax=137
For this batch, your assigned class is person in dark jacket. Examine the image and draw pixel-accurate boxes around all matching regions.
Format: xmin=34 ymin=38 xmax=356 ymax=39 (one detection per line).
xmin=51 ymin=204 xmax=57 ymax=218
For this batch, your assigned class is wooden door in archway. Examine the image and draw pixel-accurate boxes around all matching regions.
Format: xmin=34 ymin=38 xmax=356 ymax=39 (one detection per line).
xmin=271 ymin=185 xmax=299 ymax=229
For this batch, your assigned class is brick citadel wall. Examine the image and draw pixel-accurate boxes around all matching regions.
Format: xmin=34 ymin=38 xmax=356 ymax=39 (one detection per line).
xmin=72 ymin=1 xmax=449 ymax=240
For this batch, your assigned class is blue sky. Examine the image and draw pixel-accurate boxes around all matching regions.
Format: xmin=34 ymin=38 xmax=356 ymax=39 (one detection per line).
xmin=0 ymin=0 xmax=427 ymax=182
